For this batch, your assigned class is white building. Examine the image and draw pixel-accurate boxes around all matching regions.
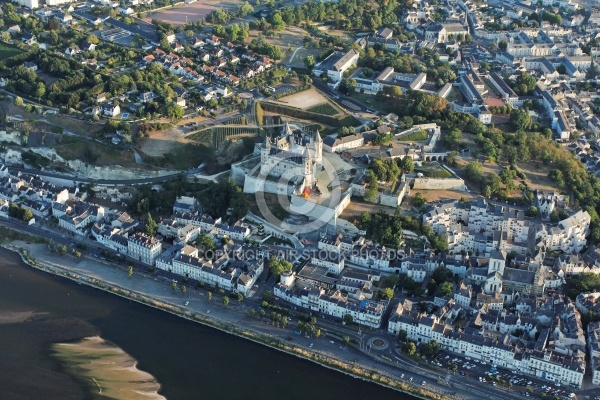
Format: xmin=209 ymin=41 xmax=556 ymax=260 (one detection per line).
xmin=127 ymin=232 xmax=161 ymax=265
xmin=313 ymin=49 xmax=359 ymax=85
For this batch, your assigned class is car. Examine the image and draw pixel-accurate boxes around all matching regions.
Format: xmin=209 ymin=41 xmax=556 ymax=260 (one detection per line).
xmin=330 ymin=341 xmax=334 ymax=344
xmin=207 ymin=310 xmax=211 ymax=314
xmin=184 ymin=301 xmax=189 ymax=306
xmin=409 ymin=377 xmax=413 ymax=382
xmin=400 ymin=374 xmax=404 ymax=379
xmin=309 ymin=343 xmax=313 ymax=348
xmin=422 ymin=381 xmax=426 ymax=386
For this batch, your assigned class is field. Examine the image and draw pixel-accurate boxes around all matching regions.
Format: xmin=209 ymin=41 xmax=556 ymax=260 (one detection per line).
xmin=0 ymin=43 xmax=24 ymax=60
xmin=143 ymin=2 xmax=216 ymax=26
xmin=306 ymin=103 xmax=340 ymax=116
xmin=278 ymin=87 xmax=331 ymax=109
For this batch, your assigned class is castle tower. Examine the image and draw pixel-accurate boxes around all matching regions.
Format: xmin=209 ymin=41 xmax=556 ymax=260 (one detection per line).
xmin=261 ymin=135 xmax=271 ymax=161
xmin=314 ymin=130 xmax=323 ymax=167
xmin=303 ymin=147 xmax=313 ymax=178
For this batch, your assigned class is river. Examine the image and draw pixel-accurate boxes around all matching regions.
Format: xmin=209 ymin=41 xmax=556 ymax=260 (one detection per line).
xmin=0 ymin=247 xmax=412 ymax=400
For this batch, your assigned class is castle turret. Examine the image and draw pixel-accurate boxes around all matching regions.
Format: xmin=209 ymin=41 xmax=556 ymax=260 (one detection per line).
xmin=261 ymin=135 xmax=271 ymax=164
xmin=314 ymin=130 xmax=323 ymax=166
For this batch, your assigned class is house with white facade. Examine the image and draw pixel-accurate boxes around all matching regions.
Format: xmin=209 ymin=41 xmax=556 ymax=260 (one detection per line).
xmin=127 ymin=232 xmax=161 ymax=265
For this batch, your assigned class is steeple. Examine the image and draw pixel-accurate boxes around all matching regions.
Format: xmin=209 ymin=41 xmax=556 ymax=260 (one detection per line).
xmin=315 ymin=129 xmax=322 ymax=143
xmin=262 ymin=134 xmax=271 ymax=149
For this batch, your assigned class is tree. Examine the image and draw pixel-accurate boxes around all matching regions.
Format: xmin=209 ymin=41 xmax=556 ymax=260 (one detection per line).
xmin=223 ymin=296 xmax=229 ymax=306
xmin=237 ymin=292 xmax=244 ymax=302
xmin=364 ymin=169 xmax=379 ymax=202
xmin=269 ymin=257 xmax=292 ymax=277
xmin=514 ymin=72 xmax=536 ymax=95
xmin=57 ymin=244 xmax=67 ymax=255
xmin=1 ymin=31 xmax=10 ymax=43
xmin=431 ymin=233 xmax=449 ymax=252
xmin=343 ymin=314 xmax=353 ymax=324
xmin=259 ymin=309 xmax=265 ymax=320
xmin=304 ymin=55 xmax=315 ymax=70
xmin=404 ymin=341 xmax=417 ymax=356
xmin=444 ymin=128 xmax=462 ymax=150
xmin=207 ymin=291 xmax=213 ymax=301
xmin=14 ymin=96 xmax=23 ymax=107
xmin=165 ymin=103 xmax=184 ymax=120
xmin=343 ymin=336 xmax=350 ymax=346
xmin=464 ymin=161 xmax=483 ymax=182
xmin=181 ymin=285 xmax=187 ymax=295
xmin=238 ymin=1 xmax=254 ymax=16
xmin=249 ymin=309 xmax=256 ymax=318
xmin=145 ymin=212 xmax=158 ymax=236
xmin=172 ymin=281 xmax=178 ymax=290
xmin=128 ymin=266 xmax=134 ymax=277
xmin=526 ymin=206 xmax=539 ymax=217
xmin=414 ymin=192 xmax=426 ymax=207
xmin=380 ymin=287 xmax=394 ymax=300
xmin=400 ymin=156 xmax=414 ymax=173
xmin=439 ymin=281 xmax=453 ymax=297
xmin=21 ymin=208 xmax=33 ymax=222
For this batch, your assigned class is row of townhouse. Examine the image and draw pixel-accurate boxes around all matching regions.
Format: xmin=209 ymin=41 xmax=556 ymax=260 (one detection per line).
xmin=389 ymin=298 xmax=586 ymax=388
xmin=174 ymin=211 xmax=251 ymax=240
xmin=588 ymin=321 xmax=600 ymax=386
xmin=274 ymin=272 xmax=388 ymax=328
xmin=155 ymin=244 xmax=263 ymax=295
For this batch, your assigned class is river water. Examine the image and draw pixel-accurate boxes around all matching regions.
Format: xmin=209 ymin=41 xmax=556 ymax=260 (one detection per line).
xmin=0 ymin=248 xmax=411 ymax=400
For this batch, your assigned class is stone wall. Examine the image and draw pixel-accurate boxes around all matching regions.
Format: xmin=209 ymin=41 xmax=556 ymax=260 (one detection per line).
xmin=412 ymin=177 xmax=465 ymax=190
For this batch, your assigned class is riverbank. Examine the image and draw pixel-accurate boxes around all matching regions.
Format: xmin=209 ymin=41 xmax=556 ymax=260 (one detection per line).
xmin=3 ymin=238 xmax=450 ymax=400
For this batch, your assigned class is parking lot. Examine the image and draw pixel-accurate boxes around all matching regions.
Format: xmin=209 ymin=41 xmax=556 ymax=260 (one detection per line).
xmin=431 ymin=350 xmax=578 ymax=400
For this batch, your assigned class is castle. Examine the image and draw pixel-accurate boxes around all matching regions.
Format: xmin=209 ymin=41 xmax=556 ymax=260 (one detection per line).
xmin=241 ymin=123 xmax=323 ymax=195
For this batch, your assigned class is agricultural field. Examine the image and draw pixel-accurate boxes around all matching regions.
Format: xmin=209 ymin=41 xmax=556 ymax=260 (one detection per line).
xmin=306 ymin=103 xmax=340 ymax=116
xmin=0 ymin=43 xmax=24 ymax=60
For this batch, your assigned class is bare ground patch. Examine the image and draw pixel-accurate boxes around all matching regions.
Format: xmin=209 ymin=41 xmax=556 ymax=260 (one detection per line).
xmin=278 ymin=87 xmax=331 ymax=109
xmin=137 ymin=126 xmax=194 ymax=157
xmin=518 ymin=161 xmax=557 ymax=192
xmin=143 ymin=2 xmax=216 ymax=26
xmin=339 ymin=200 xmax=396 ymax=219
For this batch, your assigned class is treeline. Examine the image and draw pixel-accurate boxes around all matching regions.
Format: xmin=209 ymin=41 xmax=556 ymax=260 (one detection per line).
xmin=356 ymin=211 xmax=448 ymax=252
xmin=275 ymin=0 xmax=405 ymax=31
xmin=374 ymin=90 xmax=485 ymax=134
xmin=467 ymin=122 xmax=600 ymax=241
xmin=8 ymin=203 xmax=34 ymax=222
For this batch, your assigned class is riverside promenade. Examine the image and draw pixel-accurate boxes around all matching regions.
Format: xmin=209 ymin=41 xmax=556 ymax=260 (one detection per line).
xmin=5 ymin=239 xmax=517 ymax=400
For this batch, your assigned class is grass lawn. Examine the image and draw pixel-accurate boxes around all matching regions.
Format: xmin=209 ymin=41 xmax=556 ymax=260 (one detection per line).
xmin=0 ymin=43 xmax=24 ymax=60
xmin=306 ymin=103 xmax=340 ymax=116
xmin=399 ymin=130 xmax=428 ymax=142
